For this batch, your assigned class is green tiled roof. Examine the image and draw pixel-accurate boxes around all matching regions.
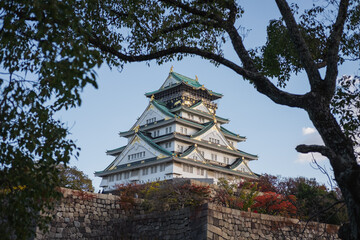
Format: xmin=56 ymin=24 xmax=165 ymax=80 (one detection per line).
xmin=171 ymin=72 xmax=202 ymax=88
xmin=175 ymin=134 xmax=258 ymax=159
xmin=220 ymin=126 xmax=246 ymax=139
xmin=175 ymin=156 xmax=258 ymax=179
xmin=137 ymin=131 xmax=173 ymax=156
xmin=236 ymin=149 xmax=258 ymax=159
xmin=145 ymin=72 xmax=223 ymax=97
xmin=106 ymin=146 xmax=126 ymax=155
xmin=180 ymin=145 xmax=196 ymax=157
xmin=191 ymin=122 xmax=215 ymax=138
xmin=152 ymin=100 xmax=175 ymax=118
xmin=100 ymin=132 xmax=172 ymax=173
xmin=189 ymin=100 xmax=204 ymax=109
xmin=229 ymin=158 xmax=243 ymax=169
xmin=170 ymin=105 xmax=229 ymax=123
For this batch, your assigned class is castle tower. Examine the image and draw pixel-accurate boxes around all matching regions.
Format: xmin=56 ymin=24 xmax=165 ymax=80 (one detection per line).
xmin=95 ymin=70 xmax=259 ymax=191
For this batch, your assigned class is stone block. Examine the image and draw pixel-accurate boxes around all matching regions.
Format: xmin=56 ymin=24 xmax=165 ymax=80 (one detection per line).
xmin=208 ymin=224 xmax=222 ymax=236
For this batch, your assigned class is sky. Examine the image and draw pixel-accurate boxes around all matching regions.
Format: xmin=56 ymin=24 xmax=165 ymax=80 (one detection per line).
xmin=58 ymin=1 xmax=359 ymax=191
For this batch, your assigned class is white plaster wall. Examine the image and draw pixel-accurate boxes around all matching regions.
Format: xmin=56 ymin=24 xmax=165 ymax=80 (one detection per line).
xmin=174 ymin=123 xmax=197 ymax=135
xmin=192 ymin=103 xmax=211 ymax=114
xmin=104 ymin=163 xmax=173 ymax=190
xmin=160 ymin=140 xmax=175 ymax=152
xmin=197 ymin=147 xmax=236 ymax=165
xmin=125 ymin=144 xmax=153 ymax=162
xmin=173 ymin=163 xmax=208 ymax=179
xmin=174 ymin=140 xmax=191 ymax=153
xmin=137 ymin=107 xmax=165 ymax=126
xmin=161 ymin=76 xmax=178 ymax=88
xmin=149 ymin=123 xmax=175 ymax=138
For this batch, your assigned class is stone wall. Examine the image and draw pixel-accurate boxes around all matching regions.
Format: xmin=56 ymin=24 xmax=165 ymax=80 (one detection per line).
xmin=36 ymin=187 xmax=339 ymax=240
xmin=113 ymin=205 xmax=207 ymax=240
xmin=207 ymin=203 xmax=339 ymax=240
xmin=36 ymin=188 xmax=124 ymax=239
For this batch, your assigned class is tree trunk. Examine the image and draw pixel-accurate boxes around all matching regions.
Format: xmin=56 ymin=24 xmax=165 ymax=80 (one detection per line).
xmin=306 ymin=103 xmax=360 ymax=240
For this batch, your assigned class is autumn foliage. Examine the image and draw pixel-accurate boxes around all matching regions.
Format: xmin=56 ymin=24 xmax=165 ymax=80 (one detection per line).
xmin=252 ymin=192 xmax=297 ymax=217
xmin=114 ymin=181 xmax=210 ymax=212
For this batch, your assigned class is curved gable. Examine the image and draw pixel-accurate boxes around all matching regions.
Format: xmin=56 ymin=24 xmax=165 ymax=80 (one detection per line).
xmin=131 ymin=101 xmax=173 ymax=129
xmin=193 ymin=123 xmax=234 ymax=149
xmin=110 ymin=133 xmax=171 ymax=169
xmin=190 ymin=101 xmax=211 ymax=114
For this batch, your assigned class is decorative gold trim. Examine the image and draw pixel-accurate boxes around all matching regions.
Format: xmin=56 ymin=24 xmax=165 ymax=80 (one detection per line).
xmin=213 ymin=114 xmax=217 ymax=123
xmin=150 ymin=95 xmax=155 ymax=101
xmin=170 ymin=66 xmax=174 ymax=72
xmin=195 ymin=75 xmax=198 ymax=81
xmin=133 ymin=125 xmax=140 ymax=133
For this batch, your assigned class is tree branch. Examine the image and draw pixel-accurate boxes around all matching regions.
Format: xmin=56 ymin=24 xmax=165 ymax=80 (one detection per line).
xmin=222 ymin=23 xmax=308 ymax=109
xmin=160 ymin=0 xmax=225 ymax=23
xmin=89 ymin=35 xmax=307 ymax=108
xmin=296 ymin=144 xmax=337 ymax=159
xmin=275 ymin=0 xmax=322 ymax=91
xmin=324 ymin=0 xmax=350 ymax=99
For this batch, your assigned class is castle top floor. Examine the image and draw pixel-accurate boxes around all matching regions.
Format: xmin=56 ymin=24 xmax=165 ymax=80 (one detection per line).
xmin=145 ymin=71 xmax=222 ymax=112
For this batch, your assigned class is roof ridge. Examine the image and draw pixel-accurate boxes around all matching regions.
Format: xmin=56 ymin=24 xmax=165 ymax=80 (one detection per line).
xmin=220 ymin=126 xmax=246 ymax=139
xmin=152 ymin=100 xmax=175 ymax=118
xmin=180 ymin=145 xmax=196 ymax=157
xmin=138 ymin=131 xmax=173 ymax=156
xmin=191 ymin=121 xmax=215 ymax=138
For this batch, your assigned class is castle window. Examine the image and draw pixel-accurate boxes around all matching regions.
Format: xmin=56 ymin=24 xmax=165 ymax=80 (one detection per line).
xmin=183 ymin=164 xmax=193 ymax=173
xmin=177 ymin=145 xmax=183 ymax=152
xmin=146 ymin=117 xmax=156 ymax=124
xmin=109 ymin=175 xmax=114 ymax=182
xmin=160 ymin=164 xmax=166 ymax=172
xmin=197 ymin=168 xmax=205 ymax=176
xmin=223 ymin=157 xmax=230 ymax=164
xmin=165 ymin=126 xmax=172 ymax=134
xmin=124 ymin=172 xmax=130 ymax=179
xmin=142 ymin=168 xmax=148 ymax=175
xmin=165 ymin=142 xmax=172 ymax=148
xmin=209 ymin=137 xmax=220 ymax=144
xmin=128 ymin=151 xmax=146 ymax=161
xmin=151 ymin=166 xmax=157 ymax=174
xmin=153 ymin=130 xmax=160 ymax=137
xmin=116 ymin=173 xmax=122 ymax=181
xmin=211 ymin=154 xmax=217 ymax=161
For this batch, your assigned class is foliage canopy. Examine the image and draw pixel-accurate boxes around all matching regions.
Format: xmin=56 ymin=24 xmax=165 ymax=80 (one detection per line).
xmin=2 ymin=0 xmax=360 ymax=238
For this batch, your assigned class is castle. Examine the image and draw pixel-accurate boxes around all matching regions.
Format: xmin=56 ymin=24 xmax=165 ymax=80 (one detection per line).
xmin=95 ymin=69 xmax=259 ymax=191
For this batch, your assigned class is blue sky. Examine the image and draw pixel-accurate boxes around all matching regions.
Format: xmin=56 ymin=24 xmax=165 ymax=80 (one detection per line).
xmin=58 ymin=1 xmax=359 ymax=191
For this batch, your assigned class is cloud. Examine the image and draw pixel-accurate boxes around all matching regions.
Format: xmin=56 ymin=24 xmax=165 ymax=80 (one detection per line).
xmin=302 ymin=127 xmax=316 ymax=135
xmin=296 ymin=152 xmax=327 ymax=164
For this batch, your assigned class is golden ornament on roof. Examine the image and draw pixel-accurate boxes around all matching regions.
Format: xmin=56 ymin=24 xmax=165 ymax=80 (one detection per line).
xmin=212 ymin=114 xmax=217 ymax=123
xmin=150 ymin=95 xmax=155 ymax=101
xmin=170 ymin=66 xmax=174 ymax=72
xmin=195 ymin=75 xmax=198 ymax=81
xmin=133 ymin=125 xmax=140 ymax=133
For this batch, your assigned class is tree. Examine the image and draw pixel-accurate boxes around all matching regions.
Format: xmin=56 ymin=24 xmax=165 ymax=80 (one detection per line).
xmin=58 ymin=165 xmax=94 ymax=192
xmin=0 ymin=1 xmax=102 ymax=239
xmin=77 ymin=1 xmax=359 ymax=238
xmin=2 ymin=0 xmax=360 ymax=238
xmin=257 ymin=174 xmax=348 ymax=225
